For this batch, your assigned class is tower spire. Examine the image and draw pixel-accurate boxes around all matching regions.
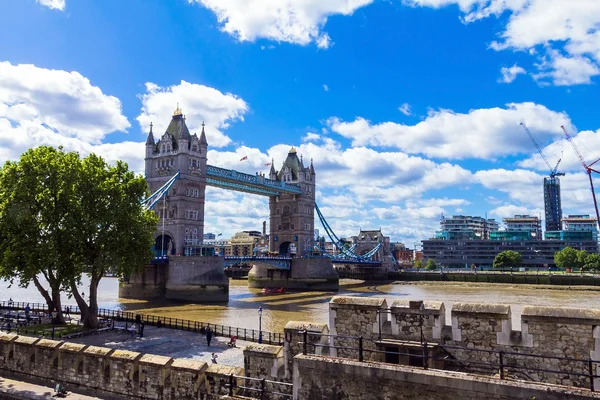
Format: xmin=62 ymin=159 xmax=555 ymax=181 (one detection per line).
xmin=199 ymin=121 xmax=208 ymax=145
xmin=145 ymin=122 xmax=155 ymax=145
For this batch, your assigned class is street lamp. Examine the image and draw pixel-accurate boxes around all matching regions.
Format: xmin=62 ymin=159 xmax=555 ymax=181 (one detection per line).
xmin=51 ymin=310 xmax=58 ymax=339
xmin=258 ymin=306 xmax=263 ymax=344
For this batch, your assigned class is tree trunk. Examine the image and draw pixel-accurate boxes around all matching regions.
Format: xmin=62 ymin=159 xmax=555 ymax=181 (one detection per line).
xmin=32 ymin=275 xmax=65 ymax=324
xmin=70 ymin=276 xmax=100 ymax=329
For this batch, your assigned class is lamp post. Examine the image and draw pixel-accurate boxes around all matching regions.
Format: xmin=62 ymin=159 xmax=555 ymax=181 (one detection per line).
xmin=258 ymin=306 xmax=263 ymax=344
xmin=51 ymin=310 xmax=58 ymax=339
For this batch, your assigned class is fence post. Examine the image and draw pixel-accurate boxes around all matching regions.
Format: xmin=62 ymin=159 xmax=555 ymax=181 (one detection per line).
xmin=229 ymin=374 xmax=234 ymax=396
xmin=422 ymin=341 xmax=428 ymax=369
xmin=303 ymin=330 xmax=308 ymax=355
xmin=589 ymin=358 xmax=595 ymax=392
xmin=499 ymin=350 xmax=505 ymax=380
xmin=359 ymin=336 xmax=364 ymax=362
xmin=260 ymin=378 xmax=266 ymax=400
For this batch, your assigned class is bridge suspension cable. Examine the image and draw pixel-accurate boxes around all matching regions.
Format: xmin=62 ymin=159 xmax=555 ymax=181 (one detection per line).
xmin=142 ymin=171 xmax=181 ymax=210
xmin=315 ymin=203 xmax=380 ymax=261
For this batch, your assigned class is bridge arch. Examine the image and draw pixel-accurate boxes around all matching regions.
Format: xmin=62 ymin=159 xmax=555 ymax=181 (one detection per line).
xmin=154 ymin=233 xmax=175 ymax=256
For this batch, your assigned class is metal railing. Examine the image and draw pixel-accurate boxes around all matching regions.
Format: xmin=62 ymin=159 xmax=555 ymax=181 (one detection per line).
xmin=0 ymin=301 xmax=284 ymax=345
xmin=299 ymin=330 xmax=600 ymax=392
xmin=220 ymin=374 xmax=293 ymax=400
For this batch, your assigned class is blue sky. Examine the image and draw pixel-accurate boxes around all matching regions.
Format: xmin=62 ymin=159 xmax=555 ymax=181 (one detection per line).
xmin=1 ymin=0 xmax=600 ymax=246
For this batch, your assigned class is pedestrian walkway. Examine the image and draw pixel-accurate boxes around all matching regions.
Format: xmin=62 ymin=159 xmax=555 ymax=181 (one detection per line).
xmin=0 ymin=377 xmax=102 ymax=399
xmin=68 ymin=324 xmax=247 ymax=367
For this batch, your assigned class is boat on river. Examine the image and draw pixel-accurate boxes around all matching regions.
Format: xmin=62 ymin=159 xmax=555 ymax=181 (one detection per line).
xmin=262 ymin=287 xmax=286 ymax=294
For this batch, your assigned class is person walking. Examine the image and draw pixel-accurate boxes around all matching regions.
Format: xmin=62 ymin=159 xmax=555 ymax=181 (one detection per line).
xmin=139 ymin=321 xmax=145 ymax=338
xmin=24 ymin=304 xmax=30 ymax=322
xmin=206 ymin=327 xmax=213 ymax=347
xmin=211 ymin=352 xmax=218 ymax=364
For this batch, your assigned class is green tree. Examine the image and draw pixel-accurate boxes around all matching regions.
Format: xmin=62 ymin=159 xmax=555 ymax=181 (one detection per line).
xmin=493 ymin=250 xmax=523 ymax=271
xmin=414 ymin=259 xmax=424 ymax=269
xmin=554 ymin=247 xmax=585 ymax=270
xmin=0 ymin=147 xmax=157 ymax=328
xmin=583 ymin=253 xmax=600 ymax=272
xmin=425 ymin=259 xmax=437 ymax=270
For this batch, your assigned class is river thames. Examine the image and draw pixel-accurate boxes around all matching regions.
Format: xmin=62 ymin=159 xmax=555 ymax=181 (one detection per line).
xmin=2 ymin=277 xmax=600 ymax=332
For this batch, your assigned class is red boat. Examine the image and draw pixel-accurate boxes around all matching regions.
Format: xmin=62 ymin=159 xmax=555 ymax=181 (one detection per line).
xmin=262 ymin=287 xmax=286 ymax=294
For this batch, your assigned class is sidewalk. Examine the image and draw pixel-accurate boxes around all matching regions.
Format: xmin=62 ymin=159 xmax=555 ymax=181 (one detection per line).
xmin=0 ymin=377 xmax=102 ymax=399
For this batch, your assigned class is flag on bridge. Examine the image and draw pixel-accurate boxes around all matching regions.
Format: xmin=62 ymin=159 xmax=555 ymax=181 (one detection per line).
xmin=264 ymin=162 xmax=271 ymax=167
xmin=240 ymin=156 xmax=248 ymax=161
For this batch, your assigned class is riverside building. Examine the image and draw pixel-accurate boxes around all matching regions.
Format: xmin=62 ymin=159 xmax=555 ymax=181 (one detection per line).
xmin=423 ymin=214 xmax=598 ymax=268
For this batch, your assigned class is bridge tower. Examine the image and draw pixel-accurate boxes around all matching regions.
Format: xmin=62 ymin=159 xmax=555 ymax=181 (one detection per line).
xmin=268 ymin=147 xmax=316 ymax=256
xmin=144 ymin=105 xmax=208 ymax=257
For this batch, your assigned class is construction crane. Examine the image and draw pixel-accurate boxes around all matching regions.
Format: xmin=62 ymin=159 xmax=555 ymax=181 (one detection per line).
xmin=561 ymin=125 xmax=600 ymax=228
xmin=520 ymin=123 xmax=564 ymax=178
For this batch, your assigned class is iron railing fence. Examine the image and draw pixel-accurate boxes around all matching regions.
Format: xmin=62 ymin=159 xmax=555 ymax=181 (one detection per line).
xmin=220 ymin=374 xmax=293 ymax=400
xmin=0 ymin=301 xmax=284 ymax=345
xmin=298 ymin=330 xmax=600 ymax=392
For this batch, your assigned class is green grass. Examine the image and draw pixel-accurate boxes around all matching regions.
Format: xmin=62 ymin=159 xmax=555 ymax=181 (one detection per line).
xmin=15 ymin=323 xmax=88 ymax=338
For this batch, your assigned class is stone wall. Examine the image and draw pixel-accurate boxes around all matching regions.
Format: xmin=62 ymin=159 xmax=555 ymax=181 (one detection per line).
xmin=329 ymin=296 xmax=387 ymax=360
xmin=0 ymin=333 xmax=218 ymax=399
xmin=327 ymin=296 xmax=600 ymax=389
xmin=293 ymin=354 xmax=600 ymax=400
xmin=283 ymin=321 xmax=329 ymax=380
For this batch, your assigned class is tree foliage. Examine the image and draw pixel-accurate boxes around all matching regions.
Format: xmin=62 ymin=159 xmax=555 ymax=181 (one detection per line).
xmin=0 ymin=147 xmax=158 ymax=328
xmin=425 ymin=259 xmax=437 ymax=270
xmin=554 ymin=247 xmax=585 ymax=270
xmin=414 ymin=259 xmax=424 ymax=269
xmin=493 ymin=250 xmax=523 ymax=270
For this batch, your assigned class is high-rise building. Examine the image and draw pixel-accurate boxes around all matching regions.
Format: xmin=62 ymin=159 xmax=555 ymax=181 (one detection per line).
xmin=544 ymin=177 xmax=562 ymax=232
xmin=436 ymin=215 xmax=499 ymax=240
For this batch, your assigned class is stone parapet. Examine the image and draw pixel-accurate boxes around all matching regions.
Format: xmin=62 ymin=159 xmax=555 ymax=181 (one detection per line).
xmin=329 ymin=296 xmax=388 ymax=360
xmin=283 ymin=321 xmax=329 ymax=381
xmin=390 ymin=300 xmax=445 ymax=341
xmin=293 ymin=354 xmax=600 ymax=400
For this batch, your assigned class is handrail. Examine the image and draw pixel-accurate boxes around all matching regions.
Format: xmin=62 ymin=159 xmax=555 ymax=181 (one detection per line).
xmin=298 ymin=330 xmax=600 ymax=392
xmin=0 ymin=301 xmax=284 ymax=345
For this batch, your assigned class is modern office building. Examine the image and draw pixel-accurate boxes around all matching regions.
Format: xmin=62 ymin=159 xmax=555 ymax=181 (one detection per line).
xmin=503 ymin=215 xmax=542 ymax=238
xmin=544 ymin=177 xmax=563 ymax=232
xmin=562 ymin=215 xmax=598 ymax=242
xmin=422 ymin=239 xmax=597 ymax=268
xmin=203 ymin=232 xmax=216 ymax=240
xmin=435 ymin=215 xmax=499 ymax=240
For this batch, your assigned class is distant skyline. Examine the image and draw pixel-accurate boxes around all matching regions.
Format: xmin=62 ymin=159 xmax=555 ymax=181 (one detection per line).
xmin=1 ymin=0 xmax=600 ymax=245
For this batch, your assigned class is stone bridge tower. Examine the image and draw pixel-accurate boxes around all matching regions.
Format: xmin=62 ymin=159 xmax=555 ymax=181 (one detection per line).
xmin=144 ymin=106 xmax=208 ymax=256
xmin=268 ymin=147 xmax=316 ymax=256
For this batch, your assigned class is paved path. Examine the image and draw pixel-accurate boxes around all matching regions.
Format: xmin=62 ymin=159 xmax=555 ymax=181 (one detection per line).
xmin=68 ymin=325 xmax=248 ymax=367
xmin=0 ymin=377 xmax=102 ymax=399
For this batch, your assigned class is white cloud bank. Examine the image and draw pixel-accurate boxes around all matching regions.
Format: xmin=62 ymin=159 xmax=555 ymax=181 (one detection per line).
xmin=188 ymin=0 xmax=374 ymax=48
xmin=405 ymin=0 xmax=600 ymax=86
xmin=329 ymin=102 xmax=572 ymax=159
xmin=136 ymin=80 xmax=249 ymax=148
xmin=499 ymin=64 xmax=526 ymax=84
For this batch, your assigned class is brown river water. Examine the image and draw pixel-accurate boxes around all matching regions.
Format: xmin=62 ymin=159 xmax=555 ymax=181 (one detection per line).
xmin=2 ymin=277 xmax=599 ymax=332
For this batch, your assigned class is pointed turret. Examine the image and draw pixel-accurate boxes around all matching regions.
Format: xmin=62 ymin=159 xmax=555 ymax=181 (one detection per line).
xmin=200 ymin=121 xmax=208 ymax=145
xmin=165 ymin=104 xmax=192 ymax=141
xmin=146 ymin=122 xmax=155 ymax=145
xmin=310 ymin=158 xmax=316 ymax=175
xmin=269 ymin=158 xmax=276 ymax=177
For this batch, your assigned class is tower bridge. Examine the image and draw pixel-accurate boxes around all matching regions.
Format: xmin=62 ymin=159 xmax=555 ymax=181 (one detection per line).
xmin=120 ymin=107 xmax=343 ymax=302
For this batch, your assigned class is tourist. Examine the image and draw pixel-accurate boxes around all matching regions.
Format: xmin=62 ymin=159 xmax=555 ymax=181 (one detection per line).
xmin=6 ymin=321 xmax=11 ymax=333
xmin=24 ymin=304 xmax=30 ymax=321
xmin=135 ymin=314 xmax=141 ymax=324
xmin=139 ymin=321 xmax=145 ymax=338
xmin=206 ymin=327 xmax=213 ymax=347
xmin=211 ymin=352 xmax=218 ymax=364
xmin=156 ymin=318 xmax=162 ymax=328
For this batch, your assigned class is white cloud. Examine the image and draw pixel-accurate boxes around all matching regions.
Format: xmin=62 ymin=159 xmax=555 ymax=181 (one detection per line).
xmin=302 ymin=132 xmax=322 ymax=142
xmin=38 ymin=0 xmax=65 ymax=10
xmin=406 ymin=0 xmax=600 ymax=86
xmin=329 ymin=102 xmax=572 ymax=159
xmin=398 ymin=103 xmax=412 ymax=116
xmin=490 ymin=204 xmax=542 ymax=221
xmin=188 ymin=0 xmax=373 ymax=48
xmin=323 ymin=84 xmax=329 ymax=91
xmin=136 ymin=81 xmax=249 ymax=148
xmin=0 ymin=62 xmax=129 ymax=144
xmin=498 ymin=64 xmax=526 ymax=83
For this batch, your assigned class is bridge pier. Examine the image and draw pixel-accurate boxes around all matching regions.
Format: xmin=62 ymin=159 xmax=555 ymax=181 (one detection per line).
xmin=333 ymin=263 xmax=389 ymax=280
xmin=119 ymin=256 xmax=229 ymax=302
xmin=248 ymin=257 xmax=339 ymax=291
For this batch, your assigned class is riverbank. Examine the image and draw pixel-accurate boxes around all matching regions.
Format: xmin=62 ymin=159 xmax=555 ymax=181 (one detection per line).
xmin=393 ymin=280 xmax=600 ymax=292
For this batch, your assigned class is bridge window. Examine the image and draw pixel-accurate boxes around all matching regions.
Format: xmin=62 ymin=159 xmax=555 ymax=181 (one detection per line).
xmin=291 ymin=224 xmax=294 ymax=230
xmin=167 ymin=145 xmax=171 ymax=152
xmin=185 ymin=210 xmax=199 ymax=220
xmin=278 ymin=225 xmax=282 ymax=230
xmin=283 ymin=205 xmax=290 ymax=215
xmin=192 ymin=145 xmax=198 ymax=152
